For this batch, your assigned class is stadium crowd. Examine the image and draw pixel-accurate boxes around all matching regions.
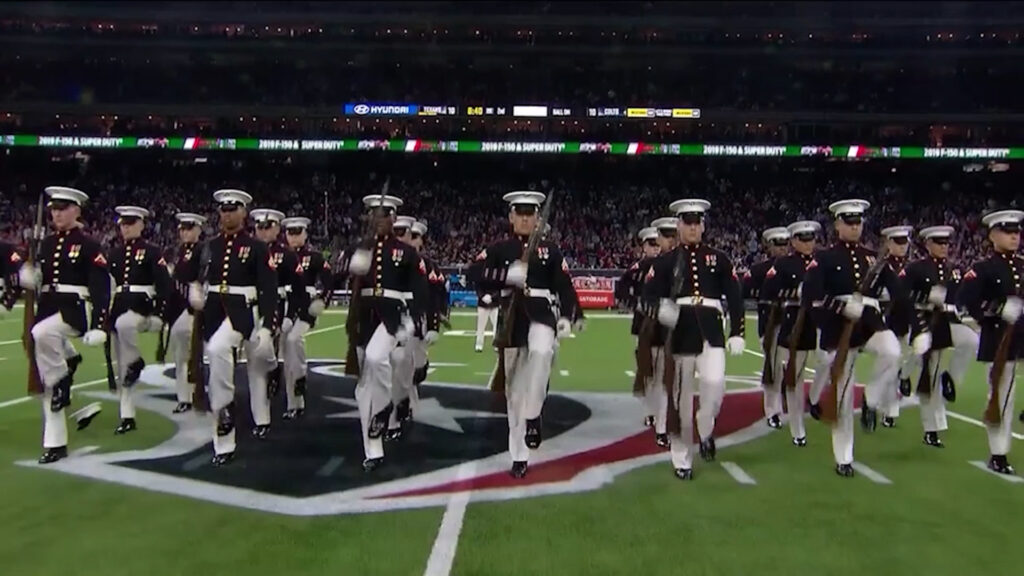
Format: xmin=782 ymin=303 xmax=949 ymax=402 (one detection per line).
xmin=0 ymin=151 xmax=1015 ymax=273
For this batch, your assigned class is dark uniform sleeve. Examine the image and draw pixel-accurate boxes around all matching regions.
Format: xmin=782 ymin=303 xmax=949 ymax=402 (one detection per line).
xmin=286 ymin=251 xmax=306 ymax=321
xmin=408 ymin=252 xmax=430 ymax=324
xmin=547 ymin=245 xmax=579 ymax=321
xmin=253 ymin=241 xmax=279 ymax=331
xmin=721 ymin=254 xmax=745 ymax=339
xmin=150 ymin=244 xmax=173 ymax=313
xmin=426 ymin=261 xmax=449 ymax=332
xmin=616 ymin=262 xmax=639 ymax=305
xmin=315 ymin=253 xmax=335 ymax=301
xmin=84 ymin=241 xmax=111 ymax=330
xmin=760 ymin=260 xmax=786 ymax=302
xmin=801 ymin=254 xmax=824 ymax=306
xmin=880 ymin=261 xmax=925 ymax=335
xmin=2 ymin=244 xmax=24 ymax=309
xmin=477 ymin=245 xmax=507 ymax=292
xmin=641 ymin=254 xmax=670 ymax=307
xmin=957 ymin=261 xmax=990 ymax=323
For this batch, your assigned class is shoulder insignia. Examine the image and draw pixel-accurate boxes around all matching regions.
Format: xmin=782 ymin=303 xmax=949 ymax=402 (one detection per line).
xmin=898 ymin=268 xmax=906 ymax=277
xmin=418 ymin=259 xmax=427 ymax=274
xmin=561 ymin=258 xmax=569 ymax=273
xmin=157 ymin=257 xmax=167 ymax=267
xmin=806 ymin=259 xmax=818 ymax=270
xmin=645 ymin=267 xmax=655 ymax=281
xmin=765 ymin=266 xmax=776 ymax=279
xmin=268 ymin=255 xmax=278 ymax=270
xmin=92 ymin=253 xmax=107 ymax=266
xmin=964 ymin=268 xmax=977 ymax=280
xmin=10 ymin=251 xmax=21 ymax=263
xmin=475 ymin=249 xmax=487 ymax=261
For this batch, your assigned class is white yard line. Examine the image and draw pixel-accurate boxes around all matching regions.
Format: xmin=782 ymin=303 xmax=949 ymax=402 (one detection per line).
xmin=0 ymin=377 xmax=107 ymax=410
xmin=720 ymin=461 xmax=757 ymax=485
xmin=71 ymin=445 xmax=100 ymax=457
xmin=422 ymin=462 xmax=476 ymax=576
xmin=851 ymin=462 xmax=893 ymax=484
xmin=947 ymin=411 xmax=1024 ymax=441
xmin=625 ymin=370 xmax=636 ymax=378
xmin=559 ymin=369 xmax=569 ymax=377
xmin=968 ymin=461 xmax=1024 ymax=483
xmin=0 ymin=339 xmax=22 ymax=346
xmin=306 ymin=324 xmax=343 ymax=337
xmin=316 ymin=456 xmax=346 ymax=477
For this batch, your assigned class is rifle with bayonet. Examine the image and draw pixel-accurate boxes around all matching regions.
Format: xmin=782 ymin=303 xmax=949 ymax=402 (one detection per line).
xmin=189 ymin=241 xmax=212 ymax=412
xmin=23 ymin=193 xmax=45 ymax=396
xmin=344 ymin=179 xmax=388 ymax=376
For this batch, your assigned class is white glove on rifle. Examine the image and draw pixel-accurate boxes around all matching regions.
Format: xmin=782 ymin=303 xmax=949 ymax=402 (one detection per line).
xmin=928 ymin=285 xmax=947 ymax=306
xmin=281 ymin=318 xmax=294 ymax=336
xmin=251 ymin=327 xmax=274 ymax=358
xmin=292 ymin=320 xmax=310 ymax=338
xmin=573 ymin=318 xmax=586 ymax=333
xmin=505 ymin=261 xmax=527 ymax=288
xmin=1001 ymin=296 xmax=1023 ymax=324
xmin=841 ymin=299 xmax=864 ymax=321
xmin=424 ymin=330 xmax=439 ymax=345
xmin=396 ymin=316 xmax=415 ymax=343
xmin=141 ymin=316 xmax=164 ymax=333
xmin=912 ymin=332 xmax=932 ymax=355
xmin=82 ymin=329 xmax=106 ymax=347
xmin=308 ymin=298 xmax=326 ymax=317
xmin=556 ymin=318 xmax=571 ymax=338
xmin=18 ymin=264 xmax=41 ymax=290
xmin=348 ymin=248 xmax=372 ymax=276
xmin=481 ymin=293 xmax=493 ymax=306
xmin=657 ymin=298 xmax=680 ymax=329
xmin=727 ymin=336 xmax=745 ymax=356
xmin=188 ymin=282 xmax=206 ymax=311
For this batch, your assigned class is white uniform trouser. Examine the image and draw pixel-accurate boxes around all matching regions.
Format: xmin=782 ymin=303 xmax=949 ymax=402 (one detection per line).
xmin=919 ymin=324 xmax=979 ymax=433
xmin=883 ymin=335 xmax=912 ymax=419
xmin=809 ymin=334 xmax=830 ymax=407
xmin=283 ymin=320 xmax=310 ymax=411
xmin=32 ymin=313 xmax=80 ymax=448
xmin=413 ymin=336 xmax=428 ymax=372
xmin=986 ymin=361 xmax=1018 ymax=456
xmin=356 ymin=323 xmax=399 ymax=460
xmin=388 ymin=342 xmax=416 ymax=430
xmin=499 ymin=322 xmax=556 ymax=464
xmin=762 ymin=330 xmax=784 ymax=418
xmin=169 ymin=310 xmax=194 ymax=404
xmin=475 ymin=306 xmax=499 ymax=349
xmin=207 ymin=318 xmax=276 ymax=456
xmin=771 ymin=347 xmax=812 ymax=440
xmin=113 ymin=310 xmax=145 ymax=419
xmin=829 ymin=329 xmax=901 ymax=465
xmin=669 ymin=346 xmax=726 ymax=470
xmin=646 ymin=346 xmax=669 ymax=434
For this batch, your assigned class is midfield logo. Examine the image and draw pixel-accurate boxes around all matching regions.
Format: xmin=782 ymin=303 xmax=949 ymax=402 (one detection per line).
xmin=19 ymin=361 xmax=769 ymax=516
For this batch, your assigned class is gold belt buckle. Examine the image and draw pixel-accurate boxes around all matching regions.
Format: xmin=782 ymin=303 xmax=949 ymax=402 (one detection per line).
xmin=373 ymin=286 xmax=383 ymax=297
xmin=218 ymin=285 xmax=228 ymax=294
xmin=523 ymin=287 xmax=531 ymax=296
xmin=693 ymin=296 xmax=704 ymax=305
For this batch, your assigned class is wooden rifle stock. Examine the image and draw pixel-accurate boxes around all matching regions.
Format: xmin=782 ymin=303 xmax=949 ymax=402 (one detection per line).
xmin=782 ymin=303 xmax=808 ymax=390
xmin=759 ymin=303 xmax=782 ymax=387
xmin=155 ymin=319 xmax=169 ymax=363
xmin=190 ymin=241 xmax=212 ymax=412
xmin=915 ymin=300 xmax=948 ymax=396
xmin=984 ymin=322 xmax=1014 ymax=425
xmin=662 ymin=248 xmax=688 ymax=437
xmin=23 ymin=194 xmax=44 ymax=396
xmin=633 ymin=317 xmax=655 ymax=395
xmin=344 ymin=180 xmax=390 ymax=377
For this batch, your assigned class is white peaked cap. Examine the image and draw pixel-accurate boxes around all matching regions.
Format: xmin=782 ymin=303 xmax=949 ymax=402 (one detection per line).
xmin=213 ymin=189 xmax=253 ymax=206
xmin=638 ymin=227 xmax=658 ymax=241
xmin=362 ymin=194 xmax=403 ymax=209
xmin=669 ymin=198 xmax=711 ymax=215
xmin=787 ymin=221 xmax=822 ymax=236
xmin=982 ymin=210 xmax=1024 ymax=228
xmin=762 ymin=227 xmax=791 ymax=242
xmin=503 ymin=191 xmax=546 ymax=206
xmin=651 ymin=217 xmax=679 ymax=230
xmin=45 ymin=186 xmax=89 ymax=205
xmin=115 ymin=205 xmax=150 ymax=219
xmin=175 ymin=212 xmax=208 ymax=225
xmin=920 ymin=225 xmax=955 ymax=239
xmin=412 ymin=220 xmax=428 ymax=235
xmin=281 ymin=216 xmax=311 ymax=229
xmin=880 ymin=225 xmax=914 ymax=239
xmin=250 ymin=209 xmax=285 ymax=223
xmin=828 ymin=199 xmax=871 ymax=216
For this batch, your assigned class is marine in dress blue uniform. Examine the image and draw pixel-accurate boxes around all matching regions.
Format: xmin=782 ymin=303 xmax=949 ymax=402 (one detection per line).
xmin=744 ymin=226 xmax=791 ymax=429
xmin=877 ymin=225 xmax=914 ymax=427
xmin=165 ymin=212 xmax=207 ymax=413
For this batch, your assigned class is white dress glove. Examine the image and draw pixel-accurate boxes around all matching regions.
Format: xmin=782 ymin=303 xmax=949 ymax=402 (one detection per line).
xmin=912 ymin=332 xmax=932 ymax=355
xmin=481 ymin=293 xmax=493 ymax=306
xmin=18 ymin=265 xmax=41 ymax=290
xmin=556 ymin=318 xmax=571 ymax=338
xmin=349 ymin=248 xmax=372 ymax=276
xmin=842 ymin=299 xmax=864 ymax=321
xmin=505 ymin=261 xmax=527 ymax=288
xmin=292 ymin=320 xmax=311 ymax=338
xmin=252 ymin=327 xmax=274 ymax=358
xmin=657 ymin=298 xmax=679 ymax=329
xmin=82 ymin=329 xmax=106 ymax=347
xmin=573 ymin=318 xmax=586 ymax=333
xmin=141 ymin=316 xmax=164 ymax=333
xmin=424 ymin=330 xmax=439 ymax=345
xmin=281 ymin=318 xmax=294 ymax=336
xmin=396 ymin=316 xmax=415 ymax=343
xmin=928 ymin=285 xmax=948 ymax=306
xmin=308 ymin=298 xmax=326 ymax=317
xmin=1001 ymin=296 xmax=1023 ymax=324
xmin=188 ymin=282 xmax=206 ymax=311
xmin=727 ymin=336 xmax=746 ymax=356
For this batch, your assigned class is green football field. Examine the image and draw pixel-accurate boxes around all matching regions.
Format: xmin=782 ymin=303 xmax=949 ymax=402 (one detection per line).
xmin=0 ymin=308 xmax=1022 ymax=576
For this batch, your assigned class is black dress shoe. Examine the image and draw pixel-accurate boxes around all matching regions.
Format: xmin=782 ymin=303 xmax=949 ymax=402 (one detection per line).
xmin=792 ymin=436 xmax=807 ymax=447
xmin=384 ymin=427 xmax=403 ymax=442
xmin=988 ymin=455 xmax=1015 ymax=475
xmin=268 ymin=364 xmax=282 ymax=398
xmin=216 ymin=404 xmax=235 ymax=437
xmin=809 ymin=402 xmax=822 ymax=421
xmin=1020 ymin=410 xmax=1024 ymax=423
xmin=674 ymin=468 xmax=693 ymax=481
xmin=835 ymin=463 xmax=855 ymax=477
xmin=125 ymin=358 xmax=145 ymax=387
xmin=525 ymin=417 xmax=542 ymax=449
xmin=898 ymin=377 xmax=912 ymax=398
xmin=67 ymin=354 xmax=83 ymax=378
xmin=766 ymin=414 xmax=782 ymax=429
xmin=295 ymin=377 xmax=306 ymax=397
xmin=509 ymin=461 xmax=528 ymax=478
xmin=861 ymin=404 xmax=878 ymax=432
xmin=114 ymin=418 xmax=137 ymax=435
xmin=51 ymin=375 xmax=72 ymax=412
xmin=172 ymin=402 xmax=193 ymax=414
xmin=413 ymin=364 xmax=429 ymax=386
xmin=396 ymin=398 xmax=412 ymax=423
xmin=282 ymin=408 xmax=304 ymax=420
xmin=367 ymin=403 xmax=394 ymax=439
xmin=655 ymin=433 xmax=670 ymax=448
xmin=38 ymin=446 xmax=68 ymax=464
xmin=923 ymin=432 xmax=943 ymax=448
xmin=212 ymin=452 xmax=235 ymax=466
xmin=699 ymin=437 xmax=716 ymax=462
xmin=940 ymin=372 xmax=956 ymax=403
xmin=71 ymin=402 xmax=102 ymax=430
xmin=882 ymin=416 xmax=896 ymax=428
xmin=643 ymin=415 xmax=655 ymax=428
xmin=251 ymin=425 xmax=270 ymax=440
xmin=362 ymin=457 xmax=384 ymax=472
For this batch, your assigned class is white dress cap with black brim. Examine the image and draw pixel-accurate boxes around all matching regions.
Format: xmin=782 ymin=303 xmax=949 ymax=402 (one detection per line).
xmin=982 ymin=209 xmax=1024 ymax=230
xmin=638 ymin=227 xmax=658 ymax=242
xmin=762 ymin=227 xmax=791 ymax=243
xmin=213 ymin=189 xmax=253 ymax=207
xmin=651 ymin=217 xmax=680 ymax=230
xmin=787 ymin=220 xmax=822 ymax=236
xmin=250 ymin=209 xmax=285 ymax=224
xmin=394 ymin=215 xmax=416 ymax=230
xmin=503 ymin=191 xmax=546 ymax=208
xmin=828 ymin=199 xmax=871 ymax=218
xmin=45 ymin=186 xmax=89 ymax=206
xmin=668 ymin=198 xmax=711 ymax=217
xmin=880 ymin=225 xmax=914 ymax=239
xmin=920 ymin=225 xmax=955 ymax=240
xmin=361 ymin=194 xmax=404 ymax=210
xmin=175 ymin=212 xmax=208 ymax=226
xmin=412 ymin=220 xmax=428 ymax=236
xmin=115 ymin=206 xmax=151 ymax=220
xmin=281 ymin=216 xmax=311 ymax=230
